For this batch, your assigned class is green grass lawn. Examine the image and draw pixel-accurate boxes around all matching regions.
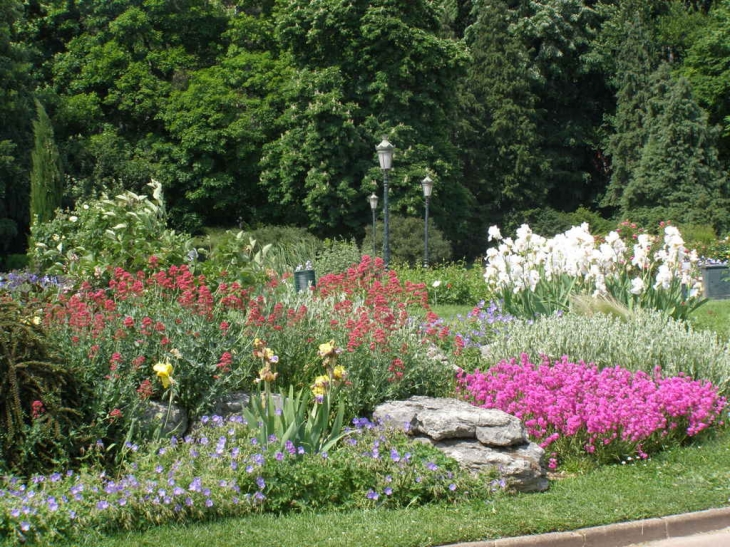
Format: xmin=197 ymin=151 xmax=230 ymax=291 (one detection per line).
xmin=690 ymin=298 xmax=730 ymax=341
xmin=55 ymin=427 xmax=730 ymax=547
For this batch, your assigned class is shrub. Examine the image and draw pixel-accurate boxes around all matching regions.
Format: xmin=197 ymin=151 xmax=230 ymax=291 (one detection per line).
xmin=394 ymin=260 xmax=489 ymax=306
xmin=314 ymin=237 xmax=363 ymax=276
xmin=245 ymin=225 xmax=323 ymax=273
xmin=457 ymin=355 xmax=726 ymax=467
xmin=364 ymin=215 xmax=452 ymax=266
xmin=476 ymin=309 xmax=730 ymax=395
xmin=0 ymin=299 xmax=88 ymax=475
xmin=30 ymin=181 xmax=192 ymax=282
xmin=192 ymin=230 xmax=272 ymax=288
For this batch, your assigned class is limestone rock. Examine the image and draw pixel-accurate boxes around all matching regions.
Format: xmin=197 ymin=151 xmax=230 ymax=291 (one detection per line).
xmin=373 ymin=395 xmax=547 ymax=493
xmin=140 ymin=400 xmax=188 ymax=437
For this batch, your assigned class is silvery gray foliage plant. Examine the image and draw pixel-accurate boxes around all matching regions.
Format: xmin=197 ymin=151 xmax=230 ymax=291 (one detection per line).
xmin=481 ymin=309 xmax=730 ymax=394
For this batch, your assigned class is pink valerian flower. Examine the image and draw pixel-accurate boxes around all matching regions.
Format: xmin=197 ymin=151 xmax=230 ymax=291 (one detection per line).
xmin=216 ymin=352 xmax=234 ymax=374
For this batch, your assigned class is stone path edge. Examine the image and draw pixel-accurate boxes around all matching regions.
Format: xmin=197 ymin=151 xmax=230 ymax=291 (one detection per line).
xmin=439 ymin=506 xmax=730 ymax=547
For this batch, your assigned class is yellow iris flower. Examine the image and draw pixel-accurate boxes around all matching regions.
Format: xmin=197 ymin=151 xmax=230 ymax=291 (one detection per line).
xmin=332 ymin=365 xmax=347 ymax=381
xmin=318 ymin=340 xmax=336 ymax=357
xmin=153 ymin=361 xmax=174 ymax=388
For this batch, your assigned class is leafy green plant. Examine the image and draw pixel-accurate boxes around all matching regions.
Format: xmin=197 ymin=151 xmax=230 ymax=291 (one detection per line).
xmin=243 ymin=386 xmax=348 ymax=455
xmin=364 ymin=215 xmax=452 ymax=266
xmin=314 ymin=237 xmax=362 ymax=276
xmin=394 ymin=261 xmax=488 ymax=306
xmin=0 ymin=299 xmax=87 ymax=475
xmin=30 ymin=181 xmax=192 ymax=282
xmin=193 ymin=230 xmax=272 ymax=288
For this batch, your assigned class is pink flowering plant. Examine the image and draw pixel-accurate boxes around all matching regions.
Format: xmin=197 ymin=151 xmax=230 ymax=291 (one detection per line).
xmin=457 ymin=354 xmax=726 ymax=468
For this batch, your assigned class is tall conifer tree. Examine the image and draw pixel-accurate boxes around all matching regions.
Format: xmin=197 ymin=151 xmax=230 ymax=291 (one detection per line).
xmin=622 ymin=65 xmax=729 ymax=230
xmin=29 ymin=100 xmax=63 ymax=226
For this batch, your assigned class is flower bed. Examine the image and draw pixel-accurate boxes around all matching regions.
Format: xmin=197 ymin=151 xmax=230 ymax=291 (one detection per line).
xmin=457 ymin=354 xmax=727 ymax=467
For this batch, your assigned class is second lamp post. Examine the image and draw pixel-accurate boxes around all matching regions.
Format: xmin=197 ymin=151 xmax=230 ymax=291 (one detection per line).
xmin=421 ymin=175 xmax=433 ymax=267
xmin=368 ymin=192 xmax=379 ymax=258
xmin=376 ymin=138 xmax=394 ymax=269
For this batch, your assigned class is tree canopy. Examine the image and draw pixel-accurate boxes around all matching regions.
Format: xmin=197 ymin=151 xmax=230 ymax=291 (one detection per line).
xmin=0 ymin=0 xmax=728 ymax=260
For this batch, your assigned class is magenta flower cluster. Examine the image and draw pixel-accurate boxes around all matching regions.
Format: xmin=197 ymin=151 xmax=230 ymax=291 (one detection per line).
xmin=457 ymin=354 xmax=726 ymax=463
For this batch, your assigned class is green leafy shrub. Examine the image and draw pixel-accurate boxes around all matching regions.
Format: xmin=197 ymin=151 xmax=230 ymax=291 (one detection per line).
xmin=192 ymin=230 xmax=273 ymax=288
xmin=1 ymin=254 xmax=29 ymax=271
xmin=245 ymin=225 xmax=323 ymax=274
xmin=0 ymin=299 xmax=88 ymax=475
xmin=394 ymin=260 xmax=489 ymax=306
xmin=30 ymin=181 xmax=192 ymax=282
xmin=314 ymin=237 xmax=363 ymax=276
xmin=478 ymin=309 xmax=730 ymax=395
xmin=364 ymin=215 xmax=452 ymax=266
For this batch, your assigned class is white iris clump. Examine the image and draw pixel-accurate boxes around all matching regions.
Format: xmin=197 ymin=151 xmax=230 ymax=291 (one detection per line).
xmin=484 ymin=224 xmax=701 ymax=304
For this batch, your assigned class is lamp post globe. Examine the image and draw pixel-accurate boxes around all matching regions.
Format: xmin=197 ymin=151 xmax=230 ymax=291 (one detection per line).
xmin=376 ymin=138 xmax=394 ymax=269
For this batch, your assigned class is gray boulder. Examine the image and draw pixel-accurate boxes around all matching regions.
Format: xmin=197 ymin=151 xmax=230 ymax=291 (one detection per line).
xmin=140 ymin=400 xmax=188 ymax=437
xmin=373 ymin=396 xmax=547 ymax=493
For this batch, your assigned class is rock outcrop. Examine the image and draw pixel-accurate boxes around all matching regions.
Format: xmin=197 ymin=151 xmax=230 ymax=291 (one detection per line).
xmin=373 ymin=396 xmax=548 ymax=493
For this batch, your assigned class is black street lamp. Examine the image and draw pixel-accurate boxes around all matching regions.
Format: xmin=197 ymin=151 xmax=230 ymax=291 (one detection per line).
xmin=376 ymin=138 xmax=394 ymax=269
xmin=421 ymin=175 xmax=433 ymax=267
xmin=368 ymin=192 xmax=379 ymax=258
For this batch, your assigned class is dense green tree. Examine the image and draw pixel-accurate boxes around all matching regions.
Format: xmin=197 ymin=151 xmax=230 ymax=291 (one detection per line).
xmin=29 ymin=100 xmax=63 ymax=226
xmin=0 ymin=0 xmax=33 ymax=254
xmin=509 ymin=0 xmax=609 ymax=211
xmin=48 ymin=0 xmax=229 ymax=203
xmin=455 ymin=0 xmax=549 ymax=257
xmin=261 ymin=0 xmax=471 ymax=247
xmin=622 ymin=65 xmax=729 ymax=230
xmin=673 ymin=0 xmax=730 ymax=158
xmin=599 ymin=4 xmax=658 ymax=210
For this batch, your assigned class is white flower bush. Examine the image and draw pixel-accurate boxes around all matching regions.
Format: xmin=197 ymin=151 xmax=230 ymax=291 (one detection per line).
xmin=484 ymin=223 xmax=705 ymax=320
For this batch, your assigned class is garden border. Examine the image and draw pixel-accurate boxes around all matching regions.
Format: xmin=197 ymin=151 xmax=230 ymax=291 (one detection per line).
xmin=441 ymin=507 xmax=730 ymax=547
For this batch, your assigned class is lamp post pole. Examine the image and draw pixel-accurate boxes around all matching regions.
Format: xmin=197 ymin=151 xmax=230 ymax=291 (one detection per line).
xmin=376 ymin=138 xmax=394 ymax=269
xmin=368 ymin=192 xmax=379 ymax=258
xmin=421 ymin=175 xmax=433 ymax=268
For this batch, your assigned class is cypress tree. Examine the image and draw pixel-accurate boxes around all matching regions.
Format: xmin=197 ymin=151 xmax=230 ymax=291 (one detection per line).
xmin=29 ymin=100 xmax=63 ymax=226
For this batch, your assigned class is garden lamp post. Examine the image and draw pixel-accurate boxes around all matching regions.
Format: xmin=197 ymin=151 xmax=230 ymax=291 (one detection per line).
xmin=421 ymin=175 xmax=433 ymax=267
xmin=376 ymin=138 xmax=394 ymax=269
xmin=368 ymin=192 xmax=379 ymax=258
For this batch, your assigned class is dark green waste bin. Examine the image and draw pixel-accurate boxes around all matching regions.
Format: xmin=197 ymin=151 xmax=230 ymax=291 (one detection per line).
xmin=294 ymin=269 xmax=316 ymax=292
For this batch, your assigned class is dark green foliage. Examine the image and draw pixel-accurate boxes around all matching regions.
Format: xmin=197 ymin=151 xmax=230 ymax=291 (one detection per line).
xmin=456 ymin=0 xmax=549 ymax=258
xmin=261 ymin=0 xmax=471 ymax=244
xmin=364 ymin=215 xmax=452 ymax=266
xmin=506 ymin=206 xmax=615 ymax=238
xmin=0 ymin=298 xmax=86 ymax=475
xmin=0 ymin=0 xmax=33 ymax=256
xmin=600 ymin=6 xmax=658 ymax=210
xmin=673 ymin=0 xmax=730 ymax=156
xmin=29 ymin=100 xmax=63 ymax=226
xmin=622 ymin=65 xmax=729 ymax=231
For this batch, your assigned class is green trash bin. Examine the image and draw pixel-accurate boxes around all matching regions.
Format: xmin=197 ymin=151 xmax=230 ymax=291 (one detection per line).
xmin=294 ymin=269 xmax=316 ymax=292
